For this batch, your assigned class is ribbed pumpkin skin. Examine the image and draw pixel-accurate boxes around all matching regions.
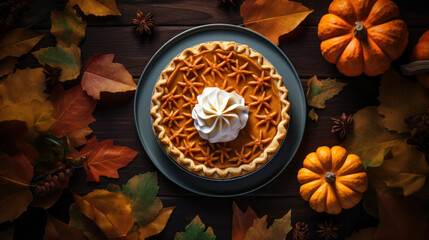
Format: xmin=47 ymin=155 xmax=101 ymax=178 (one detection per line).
xmin=318 ymin=0 xmax=408 ymax=77
xmin=297 ymin=146 xmax=368 ymax=214
xmin=411 ymin=30 xmax=429 ymax=88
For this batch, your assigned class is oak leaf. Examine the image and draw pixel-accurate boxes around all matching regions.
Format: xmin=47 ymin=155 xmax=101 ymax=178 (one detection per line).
xmin=44 ymin=214 xmax=88 ymax=240
xmin=51 ymin=3 xmax=87 ymax=47
xmin=0 ymin=28 xmax=44 ymax=59
xmin=0 ymin=57 xmax=18 ymax=78
xmin=139 ymin=207 xmax=175 ymax=239
xmin=342 ymin=106 xmax=405 ymax=167
xmin=306 ymin=75 xmax=347 ymax=109
xmin=0 ymin=68 xmax=48 ymax=107
xmin=243 ymin=210 xmax=292 ymax=240
xmin=0 ymin=153 xmax=33 ymax=223
xmin=378 ymin=69 xmax=429 ymax=133
xmin=69 ymin=203 xmax=106 ymax=240
xmin=241 ymin=0 xmax=313 ymax=45
xmin=374 ymin=143 xmax=429 ymax=196
xmin=81 ymin=54 xmax=136 ymax=100
xmin=374 ymin=191 xmax=429 ymax=239
xmin=32 ymin=44 xmax=81 ymax=82
xmin=174 ymin=215 xmax=216 ymax=240
xmin=80 ymin=136 xmax=138 ymax=182
xmin=74 ymin=190 xmax=134 ymax=239
xmin=69 ymin=0 xmax=121 ymax=17
xmin=0 ymin=226 xmax=14 ymax=240
xmin=0 ymin=120 xmax=38 ymax=164
xmin=49 ymin=84 xmax=96 ymax=140
xmin=232 ymin=201 xmax=258 ymax=240
xmin=308 ymin=108 xmax=318 ymax=122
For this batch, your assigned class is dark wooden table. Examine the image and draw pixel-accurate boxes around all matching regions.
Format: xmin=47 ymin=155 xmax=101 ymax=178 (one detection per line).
xmin=12 ymin=0 xmax=429 ymax=239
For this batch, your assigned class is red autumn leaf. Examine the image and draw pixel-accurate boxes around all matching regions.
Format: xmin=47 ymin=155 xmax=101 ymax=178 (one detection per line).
xmin=81 ymin=54 xmax=136 ymax=100
xmin=0 ymin=120 xmax=38 ymax=164
xmin=80 ymin=136 xmax=138 ymax=182
xmin=49 ymin=84 xmax=96 ymax=145
xmin=374 ymin=191 xmax=429 ymax=239
xmin=232 ymin=201 xmax=258 ymax=240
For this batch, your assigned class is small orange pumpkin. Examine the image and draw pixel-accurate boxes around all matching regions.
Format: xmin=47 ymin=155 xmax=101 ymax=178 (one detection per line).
xmin=410 ymin=30 xmax=429 ymax=88
xmin=297 ymin=146 xmax=368 ymax=214
xmin=318 ymin=0 xmax=408 ymax=76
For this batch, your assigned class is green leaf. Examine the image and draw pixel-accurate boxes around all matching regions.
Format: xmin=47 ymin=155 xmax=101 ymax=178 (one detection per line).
xmin=306 ymin=75 xmax=346 ymax=109
xmin=32 ymin=44 xmax=81 ymax=82
xmin=51 ymin=3 xmax=87 ymax=47
xmin=377 ymin=69 xmax=429 ymax=133
xmin=174 ymin=215 xmax=216 ymax=240
xmin=342 ymin=106 xmax=405 ymax=167
xmin=0 ymin=28 xmax=44 ymax=59
xmin=243 ymin=210 xmax=292 ymax=240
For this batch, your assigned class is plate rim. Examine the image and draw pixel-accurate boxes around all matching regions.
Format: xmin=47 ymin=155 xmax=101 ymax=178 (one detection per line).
xmin=134 ymin=23 xmax=306 ymax=197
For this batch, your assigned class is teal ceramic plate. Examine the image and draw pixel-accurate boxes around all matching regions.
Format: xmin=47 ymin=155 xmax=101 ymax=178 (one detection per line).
xmin=134 ymin=24 xmax=306 ymax=197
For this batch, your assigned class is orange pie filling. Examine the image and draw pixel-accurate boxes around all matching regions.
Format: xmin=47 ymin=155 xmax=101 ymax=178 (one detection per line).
xmin=151 ymin=42 xmax=290 ymax=178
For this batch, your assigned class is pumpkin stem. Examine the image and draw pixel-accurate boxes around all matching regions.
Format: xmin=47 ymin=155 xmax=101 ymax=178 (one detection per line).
xmin=354 ymin=22 xmax=367 ymax=40
xmin=401 ymin=60 xmax=429 ymax=76
xmin=325 ymin=172 xmax=336 ymax=183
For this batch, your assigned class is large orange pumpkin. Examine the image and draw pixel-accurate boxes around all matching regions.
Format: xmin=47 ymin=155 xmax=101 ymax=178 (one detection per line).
xmin=318 ymin=0 xmax=408 ymax=76
xmin=297 ymin=146 xmax=368 ymax=214
xmin=410 ymin=30 xmax=429 ymax=88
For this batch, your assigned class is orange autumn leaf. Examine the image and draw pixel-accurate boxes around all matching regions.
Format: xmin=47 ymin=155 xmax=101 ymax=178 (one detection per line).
xmin=232 ymin=201 xmax=258 ymax=240
xmin=0 ymin=28 xmax=44 ymax=59
xmin=241 ymin=0 xmax=313 ymax=45
xmin=49 ymin=84 xmax=96 ymax=141
xmin=68 ymin=127 xmax=93 ymax=148
xmin=139 ymin=207 xmax=175 ymax=239
xmin=69 ymin=0 xmax=121 ymax=17
xmin=73 ymin=190 xmax=134 ymax=239
xmin=80 ymin=136 xmax=138 ymax=182
xmin=243 ymin=210 xmax=292 ymax=240
xmin=44 ymin=214 xmax=88 ymax=240
xmin=81 ymin=54 xmax=136 ymax=100
xmin=0 ymin=153 xmax=33 ymax=223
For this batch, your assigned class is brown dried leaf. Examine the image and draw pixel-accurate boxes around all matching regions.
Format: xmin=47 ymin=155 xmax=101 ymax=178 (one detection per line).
xmin=308 ymin=108 xmax=318 ymax=122
xmin=69 ymin=0 xmax=121 ymax=17
xmin=243 ymin=210 xmax=292 ymax=240
xmin=306 ymin=75 xmax=346 ymax=109
xmin=0 ymin=57 xmax=18 ymax=78
xmin=232 ymin=201 xmax=258 ymax=240
xmin=0 ymin=28 xmax=44 ymax=59
xmin=0 ymin=226 xmax=14 ymax=240
xmin=44 ymin=214 xmax=88 ymax=240
xmin=139 ymin=207 xmax=175 ymax=239
xmin=51 ymin=3 xmax=87 ymax=47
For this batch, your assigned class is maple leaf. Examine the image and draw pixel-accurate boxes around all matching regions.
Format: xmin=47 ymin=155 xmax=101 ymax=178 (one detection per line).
xmin=373 ymin=143 xmax=429 ymax=196
xmin=347 ymin=227 xmax=376 ymax=240
xmin=44 ymin=214 xmax=88 ymax=240
xmin=49 ymin=84 xmax=96 ymax=140
xmin=0 ymin=28 xmax=44 ymax=59
xmin=306 ymin=75 xmax=347 ymax=109
xmin=374 ymin=191 xmax=429 ymax=239
xmin=0 ymin=153 xmax=33 ymax=223
xmin=377 ymin=69 xmax=429 ymax=134
xmin=81 ymin=54 xmax=136 ymax=100
xmin=174 ymin=215 xmax=216 ymax=240
xmin=80 ymin=136 xmax=138 ymax=182
xmin=0 ymin=120 xmax=38 ymax=164
xmin=243 ymin=210 xmax=292 ymax=240
xmin=0 ymin=57 xmax=18 ymax=78
xmin=50 ymin=2 xmax=87 ymax=47
xmin=342 ymin=106 xmax=406 ymax=167
xmin=0 ymin=100 xmax=56 ymax=141
xmin=68 ymin=127 xmax=93 ymax=148
xmin=241 ymin=0 xmax=313 ymax=45
xmin=232 ymin=202 xmax=258 ymax=240
xmin=74 ymin=189 xmax=134 ymax=239
xmin=0 ymin=226 xmax=14 ymax=240
xmin=69 ymin=203 xmax=106 ymax=240
xmin=308 ymin=108 xmax=318 ymax=122
xmin=139 ymin=207 xmax=175 ymax=239
xmin=69 ymin=0 xmax=121 ymax=17
xmin=32 ymin=44 xmax=81 ymax=82
xmin=0 ymin=68 xmax=48 ymax=107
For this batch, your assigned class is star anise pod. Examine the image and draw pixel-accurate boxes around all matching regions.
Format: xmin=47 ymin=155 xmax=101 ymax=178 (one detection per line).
xmin=219 ymin=0 xmax=236 ymax=6
xmin=131 ymin=10 xmax=155 ymax=35
xmin=405 ymin=109 xmax=429 ymax=161
xmin=292 ymin=222 xmax=310 ymax=240
xmin=43 ymin=64 xmax=62 ymax=93
xmin=331 ymin=112 xmax=353 ymax=140
xmin=0 ymin=0 xmax=27 ymax=33
xmin=317 ymin=219 xmax=339 ymax=240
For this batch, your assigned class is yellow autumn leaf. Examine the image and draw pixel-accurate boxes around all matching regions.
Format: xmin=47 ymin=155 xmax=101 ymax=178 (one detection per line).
xmin=0 ymin=68 xmax=47 ymax=108
xmin=69 ymin=0 xmax=121 ymax=17
xmin=241 ymin=0 xmax=313 ymax=45
xmin=73 ymin=189 xmax=134 ymax=240
xmin=378 ymin=69 xmax=429 ymax=134
xmin=44 ymin=214 xmax=88 ymax=240
xmin=0 ymin=28 xmax=44 ymax=59
xmin=244 ymin=210 xmax=292 ymax=240
xmin=51 ymin=2 xmax=87 ymax=47
xmin=308 ymin=108 xmax=318 ymax=122
xmin=139 ymin=207 xmax=175 ymax=239
xmin=306 ymin=75 xmax=347 ymax=109
xmin=0 ymin=57 xmax=18 ymax=78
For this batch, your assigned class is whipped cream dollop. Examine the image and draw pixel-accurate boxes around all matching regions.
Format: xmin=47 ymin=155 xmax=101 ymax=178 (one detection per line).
xmin=192 ymin=87 xmax=249 ymax=143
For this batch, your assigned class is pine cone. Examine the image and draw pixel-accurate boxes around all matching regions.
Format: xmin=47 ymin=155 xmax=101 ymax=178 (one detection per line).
xmin=331 ymin=113 xmax=353 ymax=139
xmin=292 ymin=222 xmax=309 ymax=240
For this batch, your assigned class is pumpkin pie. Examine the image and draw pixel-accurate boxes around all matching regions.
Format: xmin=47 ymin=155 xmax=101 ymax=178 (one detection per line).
xmin=151 ymin=41 xmax=290 ymax=179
